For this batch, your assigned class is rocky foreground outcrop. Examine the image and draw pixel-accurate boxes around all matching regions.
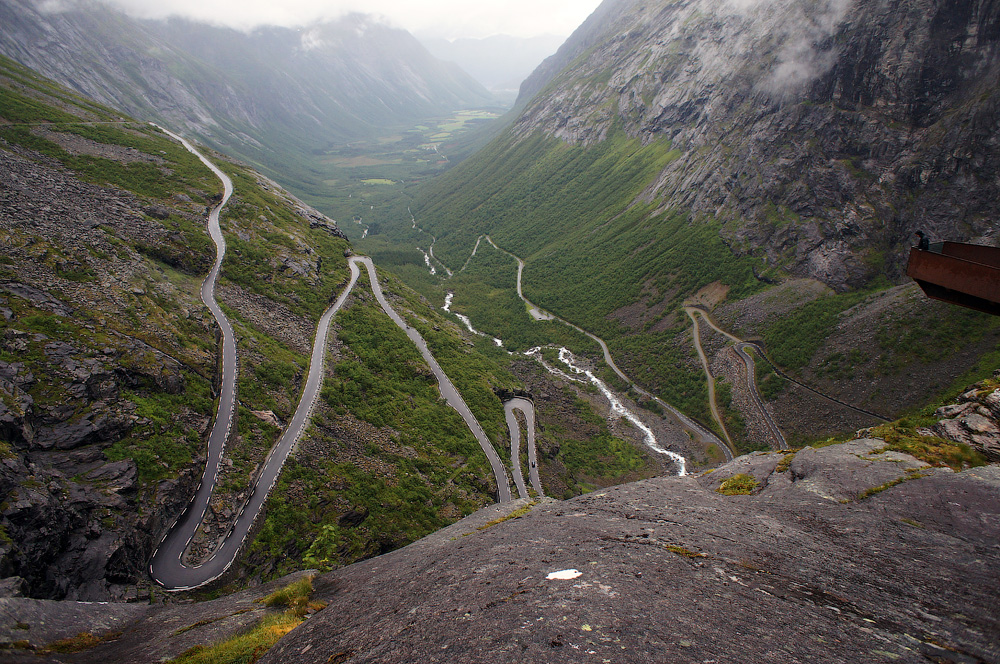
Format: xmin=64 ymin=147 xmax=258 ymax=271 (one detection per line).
xmin=4 ymin=440 xmax=997 ymax=663
xmin=923 ymin=376 xmax=1000 ymax=462
xmin=259 ymin=441 xmax=1000 ymax=664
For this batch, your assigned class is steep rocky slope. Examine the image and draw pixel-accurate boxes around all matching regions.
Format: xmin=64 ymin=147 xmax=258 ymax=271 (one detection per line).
xmin=0 ymin=56 xmax=361 ymax=599
xmin=513 ymin=0 xmax=1000 ymax=288
xmin=1 ymin=67 xmax=221 ymax=599
xmin=258 ymin=441 xmax=999 ymax=664
xmin=402 ymin=0 xmax=1000 ymax=450
xmin=4 ymin=423 xmax=996 ymax=662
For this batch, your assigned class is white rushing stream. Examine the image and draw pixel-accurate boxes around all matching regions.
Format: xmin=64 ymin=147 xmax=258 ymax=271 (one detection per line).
xmin=444 ymin=292 xmax=502 ymax=347
xmin=440 ymin=238 xmax=689 ymax=477
xmin=410 ymin=209 xmax=451 ymax=276
xmin=525 ymin=347 xmax=687 ymax=476
xmin=418 ymin=248 xmax=437 ymax=275
xmin=353 ymin=217 xmax=369 ymax=239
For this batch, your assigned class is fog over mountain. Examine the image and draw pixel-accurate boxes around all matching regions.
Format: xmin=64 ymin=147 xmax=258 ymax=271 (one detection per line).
xmin=44 ymin=0 xmax=602 ymax=39
xmin=419 ymin=33 xmax=566 ymax=100
xmin=0 ymin=0 xmax=495 ymax=181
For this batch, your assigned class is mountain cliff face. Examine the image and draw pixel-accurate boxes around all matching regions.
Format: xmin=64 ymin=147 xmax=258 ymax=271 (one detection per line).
xmin=514 ymin=0 xmax=1000 ymax=288
xmin=0 ymin=0 xmax=494 ymax=179
xmin=406 ymin=0 xmax=1000 ymax=445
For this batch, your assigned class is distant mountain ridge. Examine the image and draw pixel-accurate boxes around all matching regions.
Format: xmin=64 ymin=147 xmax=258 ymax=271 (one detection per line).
xmin=0 ymin=0 xmax=494 ymax=179
xmin=419 ymin=34 xmax=566 ymax=96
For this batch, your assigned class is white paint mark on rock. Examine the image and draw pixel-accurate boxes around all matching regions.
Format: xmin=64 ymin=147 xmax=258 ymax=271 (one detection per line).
xmin=547 ymin=569 xmax=583 ymax=580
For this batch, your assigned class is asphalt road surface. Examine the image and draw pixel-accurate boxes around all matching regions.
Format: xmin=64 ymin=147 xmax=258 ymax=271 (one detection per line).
xmin=504 ymin=398 xmax=542 ymax=498
xmin=355 ymin=256 xmax=512 ymax=503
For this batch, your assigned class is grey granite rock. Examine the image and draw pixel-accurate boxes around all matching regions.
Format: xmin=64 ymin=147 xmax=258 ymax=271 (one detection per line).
xmin=251 ymin=444 xmax=999 ymax=664
xmin=0 ymin=444 xmax=996 ymax=663
xmin=2 ymin=570 xmax=320 ymax=663
xmin=0 ymin=595 xmax=149 ymax=651
xmin=929 ymin=387 xmax=1000 ymax=462
xmin=0 ymin=577 xmax=27 ymax=598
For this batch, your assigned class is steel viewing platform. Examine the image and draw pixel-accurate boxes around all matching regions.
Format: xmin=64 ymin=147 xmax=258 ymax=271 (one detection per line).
xmin=906 ymin=242 xmax=1000 ymax=316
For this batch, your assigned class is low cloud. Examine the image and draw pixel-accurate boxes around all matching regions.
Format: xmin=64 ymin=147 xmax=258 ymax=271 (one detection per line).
xmin=299 ymin=28 xmax=327 ymax=51
xmin=767 ymin=0 xmax=852 ymax=92
xmin=50 ymin=0 xmax=601 ymax=39
xmin=35 ymin=0 xmax=84 ymax=12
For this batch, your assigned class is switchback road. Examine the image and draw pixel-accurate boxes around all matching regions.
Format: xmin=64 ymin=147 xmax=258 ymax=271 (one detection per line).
xmin=150 ymin=132 xmax=510 ymax=590
xmin=684 ymin=307 xmax=787 ymax=451
xmin=150 ymin=126 xmax=365 ymax=589
xmin=504 ymin=398 xmax=542 ymax=498
xmin=148 ymin=127 xmax=242 ymax=590
xmin=686 ymin=309 xmax=736 ymax=456
xmin=483 ymin=237 xmax=727 ymax=460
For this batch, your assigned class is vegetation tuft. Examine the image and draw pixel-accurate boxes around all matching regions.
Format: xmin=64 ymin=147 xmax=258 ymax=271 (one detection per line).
xmin=776 ymin=452 xmax=797 ymax=473
xmin=259 ymin=575 xmax=325 ymax=617
xmin=716 ymin=473 xmax=760 ymax=495
xmin=478 ymin=501 xmax=538 ymax=531
xmin=38 ymin=631 xmax=122 ymax=654
xmin=664 ymin=544 xmax=707 ymax=558
xmin=170 ymin=576 xmax=324 ymax=664
xmin=845 ymin=470 xmax=929 ymax=503
xmin=169 ymin=614 xmax=300 ymax=664
xmin=870 ymin=423 xmax=987 ymax=472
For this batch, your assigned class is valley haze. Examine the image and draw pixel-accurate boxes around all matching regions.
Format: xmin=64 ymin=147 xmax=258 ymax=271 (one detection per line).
xmin=48 ymin=0 xmax=603 ymax=39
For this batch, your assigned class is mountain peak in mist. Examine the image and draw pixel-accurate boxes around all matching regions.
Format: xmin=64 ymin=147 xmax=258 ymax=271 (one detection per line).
xmin=418 ymin=33 xmax=566 ymax=96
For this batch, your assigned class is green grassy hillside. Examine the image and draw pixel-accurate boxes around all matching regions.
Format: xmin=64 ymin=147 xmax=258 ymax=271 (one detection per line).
xmin=411 ymin=129 xmax=768 ymax=339
xmin=0 ymin=56 xmax=476 ymax=596
xmin=357 ymin=114 xmax=1000 ymax=450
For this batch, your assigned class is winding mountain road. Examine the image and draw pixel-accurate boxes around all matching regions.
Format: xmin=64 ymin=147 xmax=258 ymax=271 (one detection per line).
xmin=733 ymin=342 xmax=789 ymax=451
xmin=150 ymin=131 xmax=510 ymax=591
xmin=686 ymin=309 xmax=736 ymax=456
xmin=355 ymin=256 xmax=511 ymax=503
xmin=482 ymin=237 xmax=727 ymax=459
xmin=147 ymin=127 xmax=240 ymax=589
xmin=149 ymin=127 xmax=367 ymax=590
xmin=684 ymin=307 xmax=788 ymax=451
xmin=504 ymin=398 xmax=542 ymax=499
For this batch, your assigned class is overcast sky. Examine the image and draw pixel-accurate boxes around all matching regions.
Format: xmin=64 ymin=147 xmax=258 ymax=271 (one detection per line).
xmin=100 ymin=0 xmax=604 ymax=39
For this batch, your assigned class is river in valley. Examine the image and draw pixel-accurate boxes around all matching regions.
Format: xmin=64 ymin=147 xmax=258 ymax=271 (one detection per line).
xmin=441 ymin=294 xmax=689 ymax=475
xmin=412 ymin=226 xmax=718 ymax=476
